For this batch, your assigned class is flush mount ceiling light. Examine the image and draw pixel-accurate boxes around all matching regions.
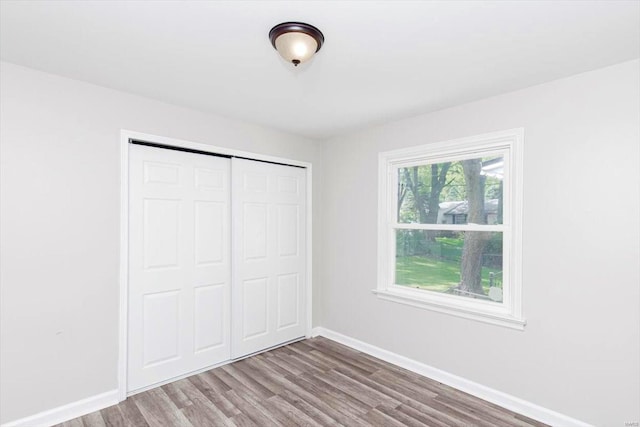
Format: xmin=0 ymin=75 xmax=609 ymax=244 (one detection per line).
xmin=269 ymin=22 xmax=324 ymax=67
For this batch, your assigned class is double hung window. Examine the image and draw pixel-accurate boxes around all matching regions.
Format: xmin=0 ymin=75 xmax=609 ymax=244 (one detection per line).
xmin=376 ymin=129 xmax=525 ymax=329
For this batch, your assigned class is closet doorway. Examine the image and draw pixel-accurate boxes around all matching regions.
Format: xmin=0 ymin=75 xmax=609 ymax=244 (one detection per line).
xmin=120 ymin=132 xmax=311 ymax=397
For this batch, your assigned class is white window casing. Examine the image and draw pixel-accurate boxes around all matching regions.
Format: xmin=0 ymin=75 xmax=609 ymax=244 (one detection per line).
xmin=375 ymin=128 xmax=525 ymax=330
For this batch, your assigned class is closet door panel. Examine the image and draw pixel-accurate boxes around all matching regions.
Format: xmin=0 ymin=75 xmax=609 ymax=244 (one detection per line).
xmin=231 ymin=158 xmax=307 ymax=358
xmin=128 ymin=145 xmax=231 ymax=392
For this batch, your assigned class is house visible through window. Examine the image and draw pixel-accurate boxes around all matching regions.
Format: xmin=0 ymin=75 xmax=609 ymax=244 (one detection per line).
xmin=376 ymin=129 xmax=525 ymax=329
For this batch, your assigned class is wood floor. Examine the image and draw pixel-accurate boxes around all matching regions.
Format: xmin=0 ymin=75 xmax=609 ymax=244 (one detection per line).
xmin=56 ymin=337 xmax=547 ymax=427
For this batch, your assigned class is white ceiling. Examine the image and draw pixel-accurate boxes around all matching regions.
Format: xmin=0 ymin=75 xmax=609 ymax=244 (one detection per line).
xmin=1 ymin=1 xmax=638 ymax=140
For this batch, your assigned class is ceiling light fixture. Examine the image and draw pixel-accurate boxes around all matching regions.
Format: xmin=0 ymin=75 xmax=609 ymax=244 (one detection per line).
xmin=269 ymin=22 xmax=324 ymax=67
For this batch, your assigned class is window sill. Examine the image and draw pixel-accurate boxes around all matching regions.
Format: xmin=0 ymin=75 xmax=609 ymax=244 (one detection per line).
xmin=372 ymin=287 xmax=526 ymax=330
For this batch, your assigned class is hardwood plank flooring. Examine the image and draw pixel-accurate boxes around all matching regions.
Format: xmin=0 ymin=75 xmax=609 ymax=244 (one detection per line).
xmin=55 ymin=338 xmax=547 ymax=427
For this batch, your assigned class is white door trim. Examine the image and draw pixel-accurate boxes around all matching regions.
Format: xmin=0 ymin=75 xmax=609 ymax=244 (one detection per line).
xmin=118 ymin=129 xmax=313 ymax=402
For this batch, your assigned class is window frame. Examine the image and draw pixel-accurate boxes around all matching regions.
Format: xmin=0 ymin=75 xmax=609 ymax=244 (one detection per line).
xmin=375 ymin=128 xmax=525 ymax=330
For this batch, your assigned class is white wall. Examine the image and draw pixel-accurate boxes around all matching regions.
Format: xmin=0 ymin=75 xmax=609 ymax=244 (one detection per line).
xmin=0 ymin=61 xmax=323 ymax=424
xmin=320 ymin=60 xmax=640 ymax=426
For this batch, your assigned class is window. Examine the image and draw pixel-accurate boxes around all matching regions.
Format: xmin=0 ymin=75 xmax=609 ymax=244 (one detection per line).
xmin=375 ymin=129 xmax=525 ymax=329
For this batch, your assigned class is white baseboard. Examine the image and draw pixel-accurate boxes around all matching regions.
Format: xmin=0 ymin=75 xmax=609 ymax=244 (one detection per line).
xmin=1 ymin=390 xmax=119 ymax=427
xmin=311 ymin=327 xmax=592 ymax=427
xmin=3 ymin=329 xmax=593 ymax=427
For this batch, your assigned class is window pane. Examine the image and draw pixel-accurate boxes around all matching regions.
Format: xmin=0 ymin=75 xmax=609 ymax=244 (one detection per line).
xmin=397 ymin=156 xmax=504 ymax=224
xmin=395 ymin=230 xmax=503 ymax=302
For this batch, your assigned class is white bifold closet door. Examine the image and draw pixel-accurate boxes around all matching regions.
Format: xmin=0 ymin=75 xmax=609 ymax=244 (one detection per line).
xmin=231 ymin=158 xmax=307 ymax=359
xmin=128 ymin=144 xmax=231 ymax=392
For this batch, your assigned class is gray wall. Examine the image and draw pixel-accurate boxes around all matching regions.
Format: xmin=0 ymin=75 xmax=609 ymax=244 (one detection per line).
xmin=0 ymin=61 xmax=323 ymax=424
xmin=319 ymin=60 xmax=640 ymax=426
xmin=2 ymin=58 xmax=639 ymax=426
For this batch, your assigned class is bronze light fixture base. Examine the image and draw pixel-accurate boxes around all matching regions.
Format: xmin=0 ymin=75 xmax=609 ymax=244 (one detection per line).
xmin=269 ymin=22 xmax=325 ymax=66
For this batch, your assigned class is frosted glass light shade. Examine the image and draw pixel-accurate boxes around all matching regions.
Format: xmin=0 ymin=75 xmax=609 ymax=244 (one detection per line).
xmin=274 ymin=32 xmax=318 ymax=65
xmin=269 ymin=22 xmax=324 ymax=67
